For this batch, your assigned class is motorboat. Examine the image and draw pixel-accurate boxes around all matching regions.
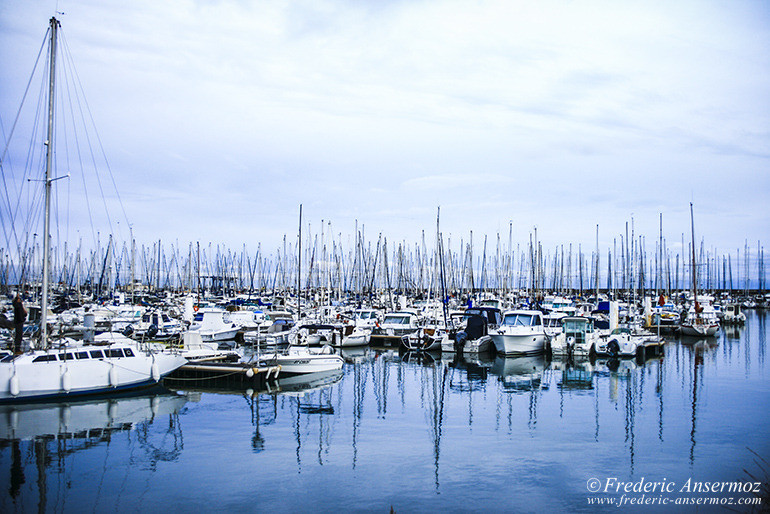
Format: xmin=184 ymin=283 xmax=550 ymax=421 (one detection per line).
xmin=595 ymin=327 xmax=650 ymax=358
xmin=550 ymin=316 xmax=600 ymax=357
xmin=126 ymin=309 xmax=185 ymax=340
xmin=256 ymin=345 xmax=343 ymax=376
xmin=490 ymin=310 xmax=547 ymax=355
xmin=721 ymin=303 xmax=746 ymax=325
xmin=188 ymin=308 xmax=241 ymax=342
xmin=440 ymin=307 xmax=501 ymax=354
xmin=370 ymin=310 xmax=420 ymax=346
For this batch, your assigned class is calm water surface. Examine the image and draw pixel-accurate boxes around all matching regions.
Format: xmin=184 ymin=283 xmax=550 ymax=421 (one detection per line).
xmin=1 ymin=312 xmax=768 ymax=513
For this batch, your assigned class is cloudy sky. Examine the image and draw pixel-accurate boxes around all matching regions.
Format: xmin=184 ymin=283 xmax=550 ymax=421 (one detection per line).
xmin=1 ymin=0 xmax=768 ymax=262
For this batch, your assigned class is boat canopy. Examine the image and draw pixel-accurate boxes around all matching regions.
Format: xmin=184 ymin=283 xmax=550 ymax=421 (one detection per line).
xmin=502 ymin=312 xmax=542 ymax=327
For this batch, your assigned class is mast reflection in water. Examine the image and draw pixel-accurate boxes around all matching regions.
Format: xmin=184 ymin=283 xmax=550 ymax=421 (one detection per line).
xmin=1 ymin=311 xmax=768 ymax=512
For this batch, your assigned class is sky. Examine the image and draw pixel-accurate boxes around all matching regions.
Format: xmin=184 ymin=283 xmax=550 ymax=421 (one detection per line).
xmin=1 ymin=0 xmax=769 ymax=263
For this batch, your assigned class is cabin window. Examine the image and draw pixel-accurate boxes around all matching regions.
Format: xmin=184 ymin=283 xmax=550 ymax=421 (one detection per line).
xmin=123 ymin=348 xmax=135 ymax=357
xmin=384 ymin=316 xmax=411 ymax=325
xmin=90 ymin=350 xmax=104 ymax=359
xmin=75 ymin=352 xmax=90 ymax=360
xmin=62 ymin=353 xmax=75 ymax=360
xmin=33 ymin=354 xmax=58 ymax=363
xmin=107 ymin=349 xmax=124 ymax=358
xmin=162 ymin=314 xmax=171 ymax=323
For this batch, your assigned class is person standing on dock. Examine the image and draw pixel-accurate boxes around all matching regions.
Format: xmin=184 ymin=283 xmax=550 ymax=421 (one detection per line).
xmin=12 ymin=293 xmax=26 ymax=354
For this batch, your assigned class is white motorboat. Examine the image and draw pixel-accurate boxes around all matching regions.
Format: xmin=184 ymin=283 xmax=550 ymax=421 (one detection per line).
xmin=595 ymin=327 xmax=652 ymax=358
xmin=127 ymin=309 xmax=185 ymax=340
xmin=721 ymin=303 xmax=746 ymax=325
xmin=490 ymin=310 xmax=547 ymax=355
xmin=370 ymin=310 xmax=421 ymax=346
xmin=257 ymin=345 xmax=343 ymax=376
xmin=440 ymin=307 xmax=501 ymax=354
xmin=550 ymin=316 xmax=600 ymax=357
xmin=188 ymin=308 xmax=241 ymax=341
xmin=177 ymin=331 xmax=240 ymax=363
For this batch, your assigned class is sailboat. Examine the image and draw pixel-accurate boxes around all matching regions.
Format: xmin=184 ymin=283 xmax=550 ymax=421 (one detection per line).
xmin=679 ymin=203 xmax=719 ymax=337
xmin=0 ymin=18 xmax=186 ymax=403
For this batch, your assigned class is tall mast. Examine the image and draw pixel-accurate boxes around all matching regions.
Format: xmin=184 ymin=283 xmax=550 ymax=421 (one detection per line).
xmin=690 ymin=202 xmax=698 ymax=307
xmin=297 ymin=204 xmax=302 ymax=321
xmin=41 ymin=17 xmax=60 ymax=349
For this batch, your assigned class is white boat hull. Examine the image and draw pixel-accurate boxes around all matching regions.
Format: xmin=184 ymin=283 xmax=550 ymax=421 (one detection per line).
xmin=259 ymin=349 xmax=343 ymax=375
xmin=679 ymin=323 xmax=719 ymax=337
xmin=0 ymin=346 xmax=186 ymax=403
xmin=490 ymin=333 xmax=546 ymax=355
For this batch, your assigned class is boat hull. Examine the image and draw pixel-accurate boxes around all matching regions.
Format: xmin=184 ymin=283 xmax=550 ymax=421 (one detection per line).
xmin=490 ymin=333 xmax=546 ymax=355
xmin=679 ymin=323 xmax=719 ymax=337
xmin=0 ymin=349 xmax=186 ymax=404
xmin=259 ymin=353 xmax=343 ymax=376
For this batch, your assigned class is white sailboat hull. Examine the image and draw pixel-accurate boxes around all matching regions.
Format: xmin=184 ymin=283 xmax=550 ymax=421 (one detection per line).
xmin=0 ymin=345 xmax=186 ymax=403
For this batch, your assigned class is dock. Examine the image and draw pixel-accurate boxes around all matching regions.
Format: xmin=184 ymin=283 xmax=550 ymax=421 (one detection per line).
xmin=163 ymin=362 xmax=282 ymax=390
xmin=638 ymin=339 xmax=666 ymax=359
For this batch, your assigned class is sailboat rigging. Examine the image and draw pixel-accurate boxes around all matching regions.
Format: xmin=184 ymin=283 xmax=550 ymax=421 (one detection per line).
xmin=0 ymin=17 xmax=186 ymax=403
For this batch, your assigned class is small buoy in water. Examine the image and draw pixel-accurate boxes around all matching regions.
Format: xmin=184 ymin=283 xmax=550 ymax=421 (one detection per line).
xmin=10 ymin=374 xmax=19 ymax=396
xmin=62 ymin=367 xmax=71 ymax=392
xmin=109 ymin=365 xmax=118 ymax=387
xmin=246 ymin=367 xmax=254 ymax=378
xmin=151 ymin=361 xmax=160 ymax=382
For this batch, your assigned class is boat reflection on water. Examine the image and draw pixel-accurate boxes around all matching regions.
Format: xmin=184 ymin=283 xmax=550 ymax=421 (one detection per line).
xmin=0 ymin=387 xmax=188 ymax=442
xmin=551 ymin=357 xmax=596 ymax=391
xmin=489 ymin=355 xmax=547 ymax=392
xmin=339 ymin=346 xmax=375 ymax=364
xmin=273 ymin=369 xmax=344 ymax=395
xmin=0 ymin=388 xmax=189 ymax=509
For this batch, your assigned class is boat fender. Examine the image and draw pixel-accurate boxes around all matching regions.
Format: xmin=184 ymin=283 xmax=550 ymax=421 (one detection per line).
xmin=109 ymin=364 xmax=118 ymax=387
xmin=61 ymin=367 xmax=71 ymax=392
xmin=246 ymin=367 xmax=254 ymax=378
xmin=10 ymin=373 xmax=19 ymax=396
xmin=151 ymin=360 xmax=160 ymax=382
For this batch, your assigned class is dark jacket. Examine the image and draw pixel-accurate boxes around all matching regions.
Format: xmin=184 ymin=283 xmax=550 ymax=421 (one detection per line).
xmin=13 ymin=298 xmax=26 ymax=325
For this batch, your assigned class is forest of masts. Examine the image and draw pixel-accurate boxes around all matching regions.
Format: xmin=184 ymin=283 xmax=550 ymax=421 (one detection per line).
xmin=0 ymin=217 xmax=766 ymax=304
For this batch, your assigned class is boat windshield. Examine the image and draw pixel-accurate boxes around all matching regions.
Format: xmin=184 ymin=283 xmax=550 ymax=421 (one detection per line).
xmin=502 ymin=313 xmax=540 ymax=326
xmin=563 ymin=319 xmax=589 ymax=333
xmin=383 ymin=315 xmax=411 ymax=325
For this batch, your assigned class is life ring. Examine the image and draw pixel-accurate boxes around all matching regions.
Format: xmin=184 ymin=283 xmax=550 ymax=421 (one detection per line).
xmin=193 ymin=304 xmax=199 ymax=312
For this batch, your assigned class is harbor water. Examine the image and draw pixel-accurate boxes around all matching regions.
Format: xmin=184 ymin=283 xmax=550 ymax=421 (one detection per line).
xmin=1 ymin=312 xmax=768 ymax=512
